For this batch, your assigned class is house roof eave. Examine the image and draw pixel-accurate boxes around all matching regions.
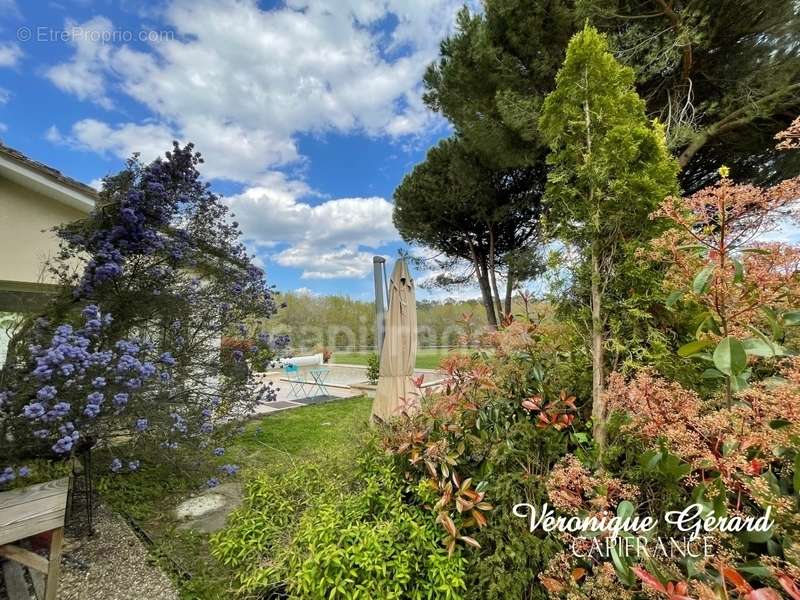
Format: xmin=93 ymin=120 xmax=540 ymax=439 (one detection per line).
xmin=0 ymin=144 xmax=97 ymax=213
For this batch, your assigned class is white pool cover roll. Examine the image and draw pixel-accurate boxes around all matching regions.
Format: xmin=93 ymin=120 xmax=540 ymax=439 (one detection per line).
xmin=285 ymin=353 xmax=323 ymax=367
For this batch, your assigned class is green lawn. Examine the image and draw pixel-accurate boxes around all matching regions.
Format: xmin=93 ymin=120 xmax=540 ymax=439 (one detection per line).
xmin=332 ymin=348 xmax=452 ymax=369
xmin=99 ymin=396 xmax=373 ymax=598
xmin=230 ymin=396 xmax=372 ymax=467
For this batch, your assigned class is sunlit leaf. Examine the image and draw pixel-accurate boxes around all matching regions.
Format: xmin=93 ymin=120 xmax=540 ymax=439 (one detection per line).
xmin=733 ymin=259 xmax=745 ymax=283
xmin=458 ymin=535 xmax=481 ymax=549
xmin=742 ymin=336 xmax=785 ymax=357
xmin=783 ymin=310 xmax=800 ymax=326
xmin=702 ymin=368 xmax=725 ymax=379
xmin=616 ymin=500 xmax=635 ymax=519
xmin=713 ymin=337 xmax=747 ymax=376
xmin=692 ymin=265 xmax=715 ymax=294
xmin=678 ymin=339 xmax=713 ymax=357
xmin=665 ymin=290 xmax=683 ymax=308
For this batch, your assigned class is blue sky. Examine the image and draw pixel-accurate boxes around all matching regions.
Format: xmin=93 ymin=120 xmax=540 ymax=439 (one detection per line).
xmin=0 ymin=0 xmax=476 ymax=300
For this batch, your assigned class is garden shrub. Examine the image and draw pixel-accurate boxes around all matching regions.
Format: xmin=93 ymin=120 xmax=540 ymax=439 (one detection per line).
xmin=377 ymin=324 xmax=590 ymax=599
xmin=380 ymin=354 xmax=502 ymax=555
xmin=366 ymin=351 xmax=380 ymax=385
xmin=211 ymin=446 xmax=468 ymax=599
xmin=529 ymin=150 xmax=800 ymax=597
xmin=464 ymin=420 xmax=566 ymax=600
xmin=211 ymin=461 xmax=347 ymax=592
xmin=284 ymin=464 xmax=467 ymax=599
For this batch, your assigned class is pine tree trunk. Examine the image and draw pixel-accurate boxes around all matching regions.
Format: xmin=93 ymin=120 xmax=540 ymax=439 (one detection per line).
xmin=504 ymin=274 xmax=513 ymax=317
xmin=470 ymin=244 xmax=498 ymax=329
xmin=590 ymin=238 xmax=606 ymax=454
xmin=488 ymin=229 xmax=505 ymax=323
xmin=489 ymin=268 xmax=504 ymax=324
xmin=479 ymin=269 xmax=499 ymax=329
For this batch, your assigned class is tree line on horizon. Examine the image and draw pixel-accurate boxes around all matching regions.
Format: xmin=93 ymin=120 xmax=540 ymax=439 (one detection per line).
xmin=251 ymin=291 xmax=549 ymax=352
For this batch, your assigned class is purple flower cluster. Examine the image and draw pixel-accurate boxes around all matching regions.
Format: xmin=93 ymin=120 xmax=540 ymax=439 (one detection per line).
xmin=257 ymin=332 xmax=290 ymax=351
xmin=170 ymin=412 xmax=187 ymax=434
xmin=108 ymin=457 xmax=142 ymax=474
xmin=68 ymin=160 xmax=179 ymax=296
xmin=13 ymin=305 xmax=174 ymax=454
xmin=0 ymin=466 xmax=28 ymax=486
xmin=52 ymin=422 xmax=80 ymax=454
xmin=84 ymin=392 xmax=104 ymax=418
xmin=219 ymin=464 xmax=239 ymax=476
xmin=0 ymin=468 xmax=14 ymax=485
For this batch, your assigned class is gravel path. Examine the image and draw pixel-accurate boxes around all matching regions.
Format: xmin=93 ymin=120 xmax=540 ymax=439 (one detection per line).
xmin=57 ymin=504 xmax=179 ymax=600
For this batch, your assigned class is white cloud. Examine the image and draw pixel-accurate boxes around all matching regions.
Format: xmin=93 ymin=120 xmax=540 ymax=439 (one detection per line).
xmin=49 ymin=118 xmax=298 ymax=183
xmin=0 ymin=43 xmax=22 ymax=68
xmin=0 ymin=122 xmax=7 ymax=133
xmin=0 ymin=87 xmax=9 ymax=104
xmin=276 ymin=244 xmax=388 ymax=279
xmin=44 ymin=17 xmax=115 ymax=108
xmin=44 ymin=125 xmax=62 ymax=143
xmin=229 ymin=187 xmax=399 ymax=279
xmin=42 ymin=0 xmax=462 ymax=183
xmin=408 ymin=245 xmax=494 ymax=301
xmin=231 ymin=189 xmax=398 ymax=248
xmin=46 ymin=119 xmax=176 ymax=162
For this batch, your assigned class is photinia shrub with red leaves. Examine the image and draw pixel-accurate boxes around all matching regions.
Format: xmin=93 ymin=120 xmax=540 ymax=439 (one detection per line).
xmin=648 ymin=167 xmax=800 ymax=404
xmin=379 ymin=354 xmax=497 ymax=555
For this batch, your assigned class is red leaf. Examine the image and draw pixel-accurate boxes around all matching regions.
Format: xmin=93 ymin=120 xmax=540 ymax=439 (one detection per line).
xmin=778 ymin=574 xmax=800 ymax=600
xmin=521 ymin=398 xmax=540 ymax=411
xmin=722 ymin=566 xmax=753 ymax=594
xmin=455 ymin=497 xmax=474 ymax=513
xmin=541 ymin=577 xmax=565 ymax=593
xmin=437 ymin=512 xmax=457 ymax=537
xmin=458 ymin=535 xmax=481 ymax=549
xmin=471 ymin=508 xmax=488 ymax=528
xmin=632 ymin=566 xmax=668 ymax=594
xmin=748 ymin=588 xmax=782 ymax=600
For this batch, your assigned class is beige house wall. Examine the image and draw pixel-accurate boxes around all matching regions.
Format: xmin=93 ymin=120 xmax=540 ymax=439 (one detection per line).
xmin=0 ymin=173 xmax=93 ymax=364
xmin=0 ymin=176 xmax=87 ymax=286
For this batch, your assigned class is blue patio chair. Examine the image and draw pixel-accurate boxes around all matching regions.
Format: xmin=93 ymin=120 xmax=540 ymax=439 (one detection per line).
xmin=283 ymin=364 xmax=306 ymax=398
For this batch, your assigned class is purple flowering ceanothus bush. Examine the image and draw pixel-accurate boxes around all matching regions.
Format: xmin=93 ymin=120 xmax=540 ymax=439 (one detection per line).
xmin=0 ymin=143 xmax=287 ymax=488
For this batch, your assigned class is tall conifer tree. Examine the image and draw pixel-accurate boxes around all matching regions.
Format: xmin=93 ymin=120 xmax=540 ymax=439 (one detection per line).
xmin=539 ymin=25 xmax=678 ymax=452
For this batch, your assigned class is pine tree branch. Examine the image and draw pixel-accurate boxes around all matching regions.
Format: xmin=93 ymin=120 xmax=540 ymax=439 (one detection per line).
xmin=678 ymin=82 xmax=800 ymax=167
